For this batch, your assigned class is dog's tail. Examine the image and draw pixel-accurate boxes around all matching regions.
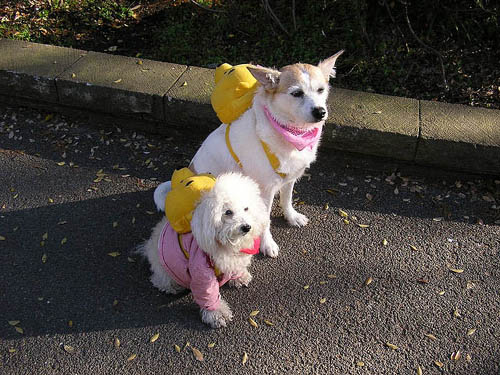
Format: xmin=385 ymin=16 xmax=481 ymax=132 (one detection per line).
xmin=153 ymin=181 xmax=171 ymax=211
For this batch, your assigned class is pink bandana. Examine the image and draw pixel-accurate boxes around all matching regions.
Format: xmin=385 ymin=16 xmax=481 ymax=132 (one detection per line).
xmin=264 ymin=106 xmax=322 ymax=151
xmin=240 ymin=238 xmax=260 ymax=255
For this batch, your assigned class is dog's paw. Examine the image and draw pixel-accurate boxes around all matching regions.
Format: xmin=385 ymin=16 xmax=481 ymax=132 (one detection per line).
xmin=201 ymin=300 xmax=233 ymax=328
xmin=229 ymin=271 xmax=252 ymax=288
xmin=285 ymin=210 xmax=309 ymax=227
xmin=260 ymin=233 xmax=279 ymax=258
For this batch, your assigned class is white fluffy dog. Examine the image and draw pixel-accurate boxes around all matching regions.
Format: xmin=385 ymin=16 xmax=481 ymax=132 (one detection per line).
xmin=140 ymin=173 xmax=268 ymax=328
xmin=154 ymin=51 xmax=344 ymax=258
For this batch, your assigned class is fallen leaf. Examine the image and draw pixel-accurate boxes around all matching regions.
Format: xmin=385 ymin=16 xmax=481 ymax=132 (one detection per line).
xmin=113 ymin=221 xmax=118 ymax=228
xmin=15 ymin=327 xmax=23 ymax=334
xmin=0 ymin=236 xmax=6 ymax=241
xmin=42 ymin=254 xmax=47 ymax=263
xmin=181 ymin=81 xmax=187 ymax=87
xmin=108 ymin=252 xmax=120 ymax=257
xmin=192 ymin=347 xmax=204 ymax=361
xmin=449 ymin=268 xmax=464 ymax=274
xmin=8 ymin=320 xmax=20 ymax=326
xmin=452 ymin=350 xmax=461 ymax=361
xmin=150 ymin=333 xmax=160 ymax=343
xmin=61 ymin=237 xmax=67 ymax=245
xmin=242 ymin=352 xmax=248 ymax=364
xmin=357 ymin=224 xmax=370 ymax=228
xmin=343 ymin=219 xmax=350 ymax=224
xmin=338 ymin=209 xmax=348 ymax=218
xmin=174 ymin=344 xmax=181 ymax=353
xmin=57 ymin=161 xmax=65 ymax=166
xmin=409 ymin=245 xmax=418 ymax=251
xmin=127 ymin=353 xmax=136 ymax=361
xmin=357 ymin=361 xmax=365 ymax=367
xmin=319 ymin=297 xmax=327 ymax=304
xmin=382 ymin=239 xmax=388 ymax=246
xmin=42 ymin=232 xmax=48 ymax=240
xmin=467 ymin=328 xmax=476 ymax=336
xmin=68 ymin=320 xmax=73 ymax=327
xmin=425 ymin=333 xmax=437 ymax=341
xmin=248 ymin=317 xmax=258 ymax=328
xmin=417 ymin=366 xmax=423 ymax=375
xmin=8 ymin=348 xmax=16 ymax=353
xmin=207 ymin=343 xmax=215 ymax=348
xmin=365 ymin=277 xmax=373 ymax=286
xmin=263 ymin=319 xmax=274 ymax=326
xmin=385 ymin=342 xmax=398 ymax=350
xmin=366 ymin=193 xmax=373 ymax=201
xmin=113 ymin=78 xmax=122 ymax=84
xmin=249 ymin=310 xmax=259 ymax=317
xmin=434 ymin=361 xmax=444 ymax=368
xmin=63 ymin=345 xmax=75 ymax=353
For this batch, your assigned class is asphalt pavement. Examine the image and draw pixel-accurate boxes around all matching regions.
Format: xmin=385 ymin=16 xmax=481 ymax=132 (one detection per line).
xmin=0 ymin=104 xmax=499 ymax=375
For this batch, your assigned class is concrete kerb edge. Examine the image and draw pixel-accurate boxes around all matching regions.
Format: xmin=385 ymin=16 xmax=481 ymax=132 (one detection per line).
xmin=1 ymin=38 xmax=499 ymax=176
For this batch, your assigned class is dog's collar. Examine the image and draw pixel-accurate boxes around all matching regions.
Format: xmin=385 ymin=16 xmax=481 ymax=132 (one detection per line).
xmin=263 ymin=106 xmax=322 ymax=151
xmin=239 ymin=238 xmax=260 ymax=255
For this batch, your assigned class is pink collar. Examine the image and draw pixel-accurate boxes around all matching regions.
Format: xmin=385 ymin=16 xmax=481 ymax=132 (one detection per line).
xmin=263 ymin=106 xmax=322 ymax=151
xmin=240 ymin=238 xmax=260 ymax=255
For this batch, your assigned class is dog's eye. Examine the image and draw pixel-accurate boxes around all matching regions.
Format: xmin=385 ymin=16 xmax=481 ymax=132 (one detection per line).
xmin=291 ymin=90 xmax=304 ymax=98
xmin=244 ymin=207 xmax=248 ymax=211
xmin=317 ymin=87 xmax=325 ymax=94
xmin=225 ymin=209 xmax=233 ymax=216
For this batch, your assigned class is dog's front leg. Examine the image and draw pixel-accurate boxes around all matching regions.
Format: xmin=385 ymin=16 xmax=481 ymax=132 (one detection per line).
xmin=280 ymin=180 xmax=309 ymax=227
xmin=260 ymin=187 xmax=280 ymax=258
xmin=200 ymin=298 xmax=233 ymax=328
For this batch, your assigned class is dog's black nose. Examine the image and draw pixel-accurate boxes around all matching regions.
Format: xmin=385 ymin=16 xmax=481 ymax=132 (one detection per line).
xmin=240 ymin=224 xmax=251 ymax=234
xmin=312 ymin=107 xmax=326 ymax=121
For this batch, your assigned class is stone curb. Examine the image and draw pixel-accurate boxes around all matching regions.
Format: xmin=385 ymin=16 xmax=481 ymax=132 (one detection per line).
xmin=1 ymin=38 xmax=499 ymax=175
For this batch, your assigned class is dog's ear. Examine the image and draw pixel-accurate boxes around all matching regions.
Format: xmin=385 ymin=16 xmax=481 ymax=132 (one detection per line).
xmin=318 ymin=50 xmax=344 ymax=80
xmin=190 ymin=191 xmax=221 ymax=255
xmin=247 ymin=66 xmax=281 ymax=91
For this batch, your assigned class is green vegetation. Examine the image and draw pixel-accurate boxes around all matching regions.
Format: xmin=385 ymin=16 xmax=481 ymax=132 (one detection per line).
xmin=1 ymin=0 xmax=498 ymax=109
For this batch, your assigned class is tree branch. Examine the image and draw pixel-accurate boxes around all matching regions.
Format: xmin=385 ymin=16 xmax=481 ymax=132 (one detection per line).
xmin=402 ymin=1 xmax=449 ymax=91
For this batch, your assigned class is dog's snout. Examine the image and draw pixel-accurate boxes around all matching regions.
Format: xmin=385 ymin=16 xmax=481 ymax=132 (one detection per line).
xmin=240 ymin=224 xmax=251 ymax=234
xmin=312 ymin=107 xmax=326 ymax=121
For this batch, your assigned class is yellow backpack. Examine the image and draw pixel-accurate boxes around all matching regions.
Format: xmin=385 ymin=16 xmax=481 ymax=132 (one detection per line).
xmin=210 ymin=63 xmax=260 ymax=124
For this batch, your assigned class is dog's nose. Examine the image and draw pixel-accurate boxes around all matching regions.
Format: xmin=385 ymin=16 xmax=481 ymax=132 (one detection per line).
xmin=240 ymin=224 xmax=251 ymax=234
xmin=312 ymin=107 xmax=326 ymax=121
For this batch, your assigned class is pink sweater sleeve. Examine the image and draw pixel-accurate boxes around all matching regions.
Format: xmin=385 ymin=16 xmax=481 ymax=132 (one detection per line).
xmin=188 ymin=246 xmax=221 ymax=311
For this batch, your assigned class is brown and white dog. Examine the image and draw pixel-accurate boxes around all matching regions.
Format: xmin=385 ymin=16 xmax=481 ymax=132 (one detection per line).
xmin=155 ymin=51 xmax=344 ymax=258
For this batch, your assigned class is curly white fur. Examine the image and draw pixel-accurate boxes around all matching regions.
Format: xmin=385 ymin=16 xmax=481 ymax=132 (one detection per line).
xmin=139 ymin=173 xmax=268 ymax=328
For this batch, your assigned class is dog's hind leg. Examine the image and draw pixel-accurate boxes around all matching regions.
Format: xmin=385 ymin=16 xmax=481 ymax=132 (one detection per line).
xmin=280 ymin=180 xmax=309 ymax=227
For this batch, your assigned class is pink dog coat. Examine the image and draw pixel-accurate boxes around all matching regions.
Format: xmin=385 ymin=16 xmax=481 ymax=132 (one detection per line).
xmin=158 ymin=222 xmax=259 ymax=311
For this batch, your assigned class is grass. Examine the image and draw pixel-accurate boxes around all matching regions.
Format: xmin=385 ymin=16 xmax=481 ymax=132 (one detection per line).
xmin=1 ymin=0 xmax=499 ymax=109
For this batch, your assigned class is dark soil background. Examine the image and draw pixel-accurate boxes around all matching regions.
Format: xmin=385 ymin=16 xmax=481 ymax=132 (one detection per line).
xmin=1 ymin=0 xmax=499 ymax=109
